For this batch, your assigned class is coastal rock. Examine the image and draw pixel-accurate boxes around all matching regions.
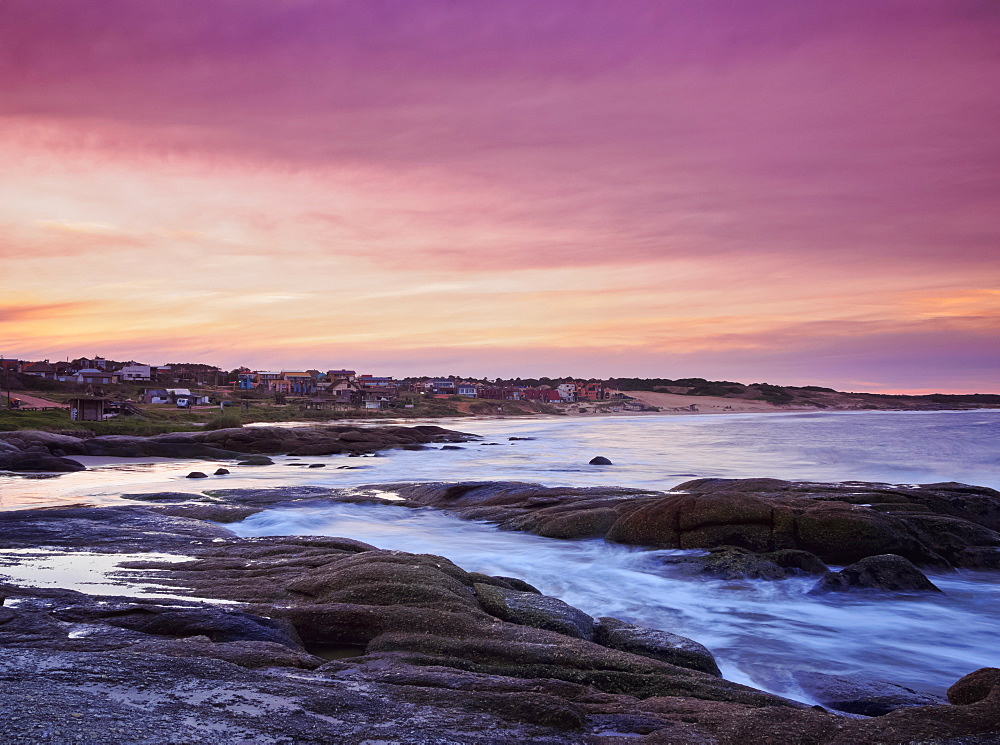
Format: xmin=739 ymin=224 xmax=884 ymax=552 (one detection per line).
xmin=186 ymin=471 xmax=209 ymax=478
xmin=474 ymin=584 xmax=596 ymax=640
xmin=214 ymin=468 xmax=230 ymax=475
xmin=52 ymin=601 xmax=304 ymax=648
xmin=0 ymin=506 xmax=234 ymax=550
xmin=236 ymin=455 xmax=274 ymax=466
xmin=589 ymin=456 xmax=613 ymax=465
xmin=764 ymin=548 xmax=829 ymax=574
xmin=120 ymin=491 xmax=207 ymax=502
xmin=809 ymin=554 xmax=942 ymax=594
xmin=3 ymin=504 xmax=1000 ymax=744
xmin=0 ymin=426 xmax=475 ymax=466
xmin=947 ymin=667 xmax=1000 ymax=705
xmin=409 ymin=479 xmax=1000 ymax=567
xmin=0 ymin=450 xmax=86 ymax=472
xmin=594 ymin=617 xmax=722 ymax=676
xmin=696 ymin=546 xmax=787 ymax=580
xmin=793 ymin=671 xmax=945 ymax=716
xmin=0 ymin=430 xmax=89 ymax=456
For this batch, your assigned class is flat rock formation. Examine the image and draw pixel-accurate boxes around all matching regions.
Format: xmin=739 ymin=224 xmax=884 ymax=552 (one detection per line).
xmin=1 ymin=504 xmax=999 ymax=743
xmin=0 ymin=425 xmax=474 ymax=471
xmin=381 ymin=478 xmax=1000 ymax=569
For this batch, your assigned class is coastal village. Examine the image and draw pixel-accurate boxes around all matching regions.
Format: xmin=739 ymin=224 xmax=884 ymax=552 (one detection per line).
xmin=3 ymin=355 xmax=996 ymax=428
xmin=0 ymin=355 xmax=653 ymax=423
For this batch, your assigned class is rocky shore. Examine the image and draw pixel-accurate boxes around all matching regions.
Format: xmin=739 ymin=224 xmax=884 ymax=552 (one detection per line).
xmin=1 ymin=474 xmax=1000 ymax=742
xmin=0 ymin=425 xmax=474 ymax=473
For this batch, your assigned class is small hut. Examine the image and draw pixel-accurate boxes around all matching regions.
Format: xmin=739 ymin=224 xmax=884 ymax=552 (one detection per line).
xmin=67 ymin=397 xmax=111 ymax=422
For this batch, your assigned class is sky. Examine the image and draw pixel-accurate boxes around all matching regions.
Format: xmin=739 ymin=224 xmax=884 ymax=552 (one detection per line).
xmin=1 ymin=0 xmax=998 ymax=393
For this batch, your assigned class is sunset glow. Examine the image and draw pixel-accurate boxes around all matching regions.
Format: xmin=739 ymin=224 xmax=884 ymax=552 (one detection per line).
xmin=2 ymin=1 xmax=998 ymax=392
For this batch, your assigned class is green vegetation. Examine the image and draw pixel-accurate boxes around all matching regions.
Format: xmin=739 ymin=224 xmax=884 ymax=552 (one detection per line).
xmin=202 ymin=414 xmax=244 ymax=430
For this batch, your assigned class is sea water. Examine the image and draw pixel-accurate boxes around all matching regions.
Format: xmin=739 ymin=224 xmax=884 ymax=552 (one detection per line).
xmin=2 ymin=409 xmax=999 ymax=700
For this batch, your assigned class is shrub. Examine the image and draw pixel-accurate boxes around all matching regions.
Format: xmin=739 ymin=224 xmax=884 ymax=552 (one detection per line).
xmin=203 ymin=414 xmax=243 ymax=430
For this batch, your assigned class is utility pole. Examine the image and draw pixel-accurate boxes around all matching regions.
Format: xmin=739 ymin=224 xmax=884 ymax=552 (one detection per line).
xmin=1 ymin=355 xmax=9 ymax=408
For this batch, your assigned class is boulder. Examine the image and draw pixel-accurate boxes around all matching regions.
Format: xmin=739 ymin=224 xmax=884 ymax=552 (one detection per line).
xmin=697 ymin=546 xmax=787 ymax=580
xmin=947 ymin=667 xmax=1000 ymax=705
xmin=186 ymin=471 xmax=209 ymax=479
xmin=809 ymin=554 xmax=942 ymax=594
xmin=589 ymin=456 xmax=612 ymax=465
xmin=474 ymin=584 xmax=595 ymax=640
xmin=0 ymin=451 xmax=86 ymax=472
xmin=0 ymin=430 xmax=88 ymax=456
xmin=764 ymin=549 xmax=828 ymax=575
xmin=214 ymin=468 xmax=230 ymax=475
xmin=594 ymin=617 xmax=721 ymax=676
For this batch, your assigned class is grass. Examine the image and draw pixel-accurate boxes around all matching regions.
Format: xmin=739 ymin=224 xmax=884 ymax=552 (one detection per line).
xmin=0 ymin=388 xmax=526 ymax=434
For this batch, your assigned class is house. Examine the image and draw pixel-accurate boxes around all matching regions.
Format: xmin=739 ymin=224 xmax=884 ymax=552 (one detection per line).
xmin=0 ymin=359 xmax=23 ymax=374
xmin=255 ymin=372 xmax=282 ymax=391
xmin=577 ymin=381 xmax=609 ymax=401
xmin=269 ymin=379 xmax=292 ymax=394
xmin=77 ymin=368 xmax=116 ymax=386
xmin=237 ymin=372 xmax=257 ymax=390
xmin=479 ymin=386 xmax=522 ymax=401
xmin=327 ymin=369 xmax=357 ymax=381
xmin=117 ymin=364 xmax=151 ymax=381
xmin=282 ymin=371 xmax=317 ymax=394
xmin=456 ymin=383 xmax=479 ymax=397
xmin=557 ymin=383 xmax=578 ymax=402
xmin=142 ymin=388 xmax=170 ymax=404
xmin=424 ymin=378 xmax=456 ymax=395
xmin=22 ymin=360 xmax=59 ymax=380
xmin=359 ymin=375 xmax=396 ymax=389
xmin=521 ymin=388 xmax=562 ymax=403
xmin=360 ymin=387 xmax=397 ymax=409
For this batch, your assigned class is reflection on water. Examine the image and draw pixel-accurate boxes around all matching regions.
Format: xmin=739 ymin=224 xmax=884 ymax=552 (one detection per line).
xmin=0 ymin=548 xmax=207 ymax=601
xmin=229 ymin=500 xmax=1000 ymax=701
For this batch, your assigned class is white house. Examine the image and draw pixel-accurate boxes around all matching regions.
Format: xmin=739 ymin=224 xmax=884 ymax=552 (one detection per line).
xmin=118 ymin=364 xmax=151 ymax=381
xmin=557 ymin=383 xmax=578 ymax=402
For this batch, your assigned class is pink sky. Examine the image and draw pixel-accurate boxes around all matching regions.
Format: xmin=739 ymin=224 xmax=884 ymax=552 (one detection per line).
xmin=1 ymin=1 xmax=998 ymax=392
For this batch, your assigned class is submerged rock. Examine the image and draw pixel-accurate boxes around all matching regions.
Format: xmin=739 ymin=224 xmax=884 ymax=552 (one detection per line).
xmin=185 ymin=471 xmax=209 ymax=479
xmin=809 ymin=554 xmax=942 ymax=594
xmin=588 ymin=456 xmax=612 ymax=465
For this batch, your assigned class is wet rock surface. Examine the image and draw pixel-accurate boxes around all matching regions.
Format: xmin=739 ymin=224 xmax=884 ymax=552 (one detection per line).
xmin=594 ymin=617 xmax=722 ymax=677
xmin=809 ymin=554 xmax=943 ymax=594
xmin=793 ymin=671 xmax=946 ymax=716
xmin=948 ymin=668 xmax=1000 ymax=705
xmin=383 ymin=478 xmax=1000 ymax=568
xmin=1 ymin=497 xmax=999 ymax=742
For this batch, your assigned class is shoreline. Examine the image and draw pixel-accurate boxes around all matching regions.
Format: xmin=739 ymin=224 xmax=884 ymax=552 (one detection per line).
xmin=1 ymin=476 xmax=998 ymax=742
